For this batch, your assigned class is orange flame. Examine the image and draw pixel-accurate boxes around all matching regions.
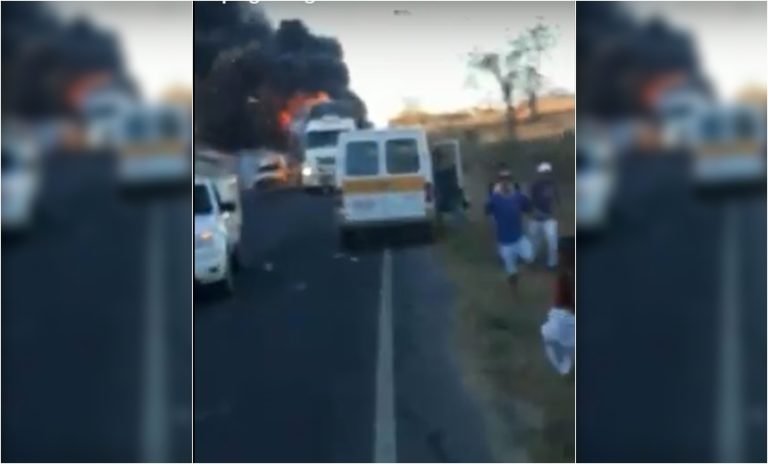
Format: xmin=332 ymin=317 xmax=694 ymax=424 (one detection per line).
xmin=66 ymin=72 xmax=112 ymax=109
xmin=278 ymin=91 xmax=330 ymax=131
xmin=640 ymin=72 xmax=686 ymax=109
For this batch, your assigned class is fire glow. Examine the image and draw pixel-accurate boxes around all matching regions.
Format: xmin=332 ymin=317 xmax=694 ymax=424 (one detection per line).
xmin=278 ymin=91 xmax=330 ymax=131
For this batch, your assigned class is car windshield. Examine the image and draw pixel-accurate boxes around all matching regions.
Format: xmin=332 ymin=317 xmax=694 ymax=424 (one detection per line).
xmin=306 ymin=130 xmax=342 ymax=149
xmin=194 ymin=185 xmax=213 ymax=215
xmin=345 ymin=141 xmax=379 ymax=176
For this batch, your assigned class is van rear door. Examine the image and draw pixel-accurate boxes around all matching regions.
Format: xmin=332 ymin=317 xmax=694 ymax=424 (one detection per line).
xmin=342 ymin=139 xmax=388 ymax=222
xmin=384 ymin=137 xmax=427 ymax=219
xmin=432 ymin=139 xmax=464 ymax=212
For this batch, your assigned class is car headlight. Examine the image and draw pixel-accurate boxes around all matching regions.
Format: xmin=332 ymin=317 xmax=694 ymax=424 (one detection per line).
xmin=302 ymin=165 xmax=312 ymax=176
xmin=195 ymin=230 xmax=215 ymax=248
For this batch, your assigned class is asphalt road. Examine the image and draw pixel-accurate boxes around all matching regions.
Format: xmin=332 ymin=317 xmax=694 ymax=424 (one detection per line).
xmin=2 ymin=155 xmax=192 ymax=462
xmin=577 ymin=154 xmax=766 ymax=462
xmin=194 ymin=190 xmax=491 ymax=462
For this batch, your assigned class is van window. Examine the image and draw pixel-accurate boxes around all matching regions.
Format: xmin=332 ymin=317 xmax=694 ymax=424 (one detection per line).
xmin=699 ymin=113 xmax=723 ymax=142
xmin=125 ymin=113 xmax=148 ymax=142
xmin=733 ymin=110 xmax=756 ymax=140
xmin=386 ymin=138 xmax=420 ymax=174
xmin=158 ymin=110 xmax=182 ymax=140
xmin=345 ymin=141 xmax=379 ymax=176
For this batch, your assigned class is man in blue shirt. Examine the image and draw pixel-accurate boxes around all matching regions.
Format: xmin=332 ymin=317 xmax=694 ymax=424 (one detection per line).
xmin=528 ymin=162 xmax=560 ymax=269
xmin=486 ymin=169 xmax=534 ymax=293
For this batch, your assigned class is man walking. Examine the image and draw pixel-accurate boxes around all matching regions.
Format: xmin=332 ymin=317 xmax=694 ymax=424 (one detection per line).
xmin=529 ymin=162 xmax=560 ymax=269
xmin=485 ymin=169 xmax=533 ymax=294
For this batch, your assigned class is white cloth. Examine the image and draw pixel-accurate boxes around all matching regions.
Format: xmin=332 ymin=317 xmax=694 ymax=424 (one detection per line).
xmin=541 ymin=307 xmax=575 ymax=375
xmin=528 ymin=218 xmax=558 ymax=268
xmin=497 ymin=236 xmax=534 ymax=276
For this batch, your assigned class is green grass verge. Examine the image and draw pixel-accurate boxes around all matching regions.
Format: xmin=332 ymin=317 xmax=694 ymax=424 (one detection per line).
xmin=436 ymin=132 xmax=575 ymax=462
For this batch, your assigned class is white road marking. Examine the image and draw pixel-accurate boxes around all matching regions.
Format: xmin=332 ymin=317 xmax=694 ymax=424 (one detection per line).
xmin=716 ymin=203 xmax=744 ymax=462
xmin=374 ymin=249 xmax=397 ymax=462
xmin=141 ymin=203 xmax=170 ymax=462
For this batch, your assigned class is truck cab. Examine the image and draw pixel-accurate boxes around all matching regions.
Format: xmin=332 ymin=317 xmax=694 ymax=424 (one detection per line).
xmin=301 ymin=115 xmax=357 ymax=193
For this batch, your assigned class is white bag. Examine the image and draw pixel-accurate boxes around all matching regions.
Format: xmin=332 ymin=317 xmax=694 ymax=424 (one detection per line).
xmin=541 ymin=307 xmax=575 ymax=375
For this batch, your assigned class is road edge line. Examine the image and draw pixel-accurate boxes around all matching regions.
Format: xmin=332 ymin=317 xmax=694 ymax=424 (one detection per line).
xmin=141 ymin=203 xmax=170 ymax=462
xmin=716 ymin=203 xmax=744 ymax=462
xmin=374 ymin=248 xmax=397 ymax=462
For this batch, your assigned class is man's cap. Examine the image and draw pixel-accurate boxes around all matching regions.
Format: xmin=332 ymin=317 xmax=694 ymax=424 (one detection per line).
xmin=537 ymin=162 xmax=552 ymax=173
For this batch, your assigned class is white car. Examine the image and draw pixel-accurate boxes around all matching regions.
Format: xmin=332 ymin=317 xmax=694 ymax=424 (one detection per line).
xmin=253 ymin=153 xmax=289 ymax=189
xmin=194 ymin=177 xmax=241 ymax=296
xmin=576 ymin=136 xmax=616 ymax=232
xmin=2 ymin=138 xmax=42 ymax=234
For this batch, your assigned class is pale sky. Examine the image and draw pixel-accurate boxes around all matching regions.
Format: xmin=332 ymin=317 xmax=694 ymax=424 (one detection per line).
xmin=54 ymin=1 xmax=193 ymax=100
xmin=262 ymin=2 xmax=576 ymax=127
xmin=630 ymin=1 xmax=767 ymax=100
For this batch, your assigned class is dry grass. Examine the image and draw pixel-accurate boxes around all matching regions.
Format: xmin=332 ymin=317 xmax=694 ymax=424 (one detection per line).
xmin=434 ymin=115 xmax=575 ymax=462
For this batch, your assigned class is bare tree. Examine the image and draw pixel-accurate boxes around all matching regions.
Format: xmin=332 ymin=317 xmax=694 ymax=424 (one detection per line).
xmin=521 ymin=20 xmax=557 ymax=120
xmin=468 ymin=36 xmax=526 ymax=134
xmin=468 ymin=20 xmax=557 ymax=131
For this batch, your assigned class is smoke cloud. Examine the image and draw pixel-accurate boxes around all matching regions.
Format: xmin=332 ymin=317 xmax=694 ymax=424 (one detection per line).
xmin=576 ymin=2 xmax=710 ymax=118
xmin=1 ymin=2 xmax=133 ymax=119
xmin=194 ymin=2 xmax=368 ymax=152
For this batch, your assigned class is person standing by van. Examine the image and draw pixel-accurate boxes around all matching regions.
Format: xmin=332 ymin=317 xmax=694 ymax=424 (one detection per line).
xmin=529 ymin=162 xmax=560 ymax=269
xmin=485 ymin=169 xmax=533 ymax=294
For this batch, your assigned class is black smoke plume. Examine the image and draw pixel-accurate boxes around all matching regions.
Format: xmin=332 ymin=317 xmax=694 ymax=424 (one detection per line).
xmin=1 ymin=2 xmax=133 ymax=119
xmin=194 ymin=2 xmax=368 ymax=152
xmin=577 ymin=2 xmax=710 ymax=118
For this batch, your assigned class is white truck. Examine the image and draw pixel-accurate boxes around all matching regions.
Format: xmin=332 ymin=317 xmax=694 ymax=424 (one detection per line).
xmin=300 ymin=114 xmax=357 ymax=193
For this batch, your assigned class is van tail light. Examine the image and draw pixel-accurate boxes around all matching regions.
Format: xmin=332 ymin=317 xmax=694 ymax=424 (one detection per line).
xmin=424 ymin=182 xmax=434 ymax=203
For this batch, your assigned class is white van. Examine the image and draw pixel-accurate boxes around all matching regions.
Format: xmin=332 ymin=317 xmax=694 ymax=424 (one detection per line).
xmin=336 ymin=128 xmax=436 ymax=245
xmin=116 ymin=103 xmax=191 ymax=190
xmin=686 ymin=103 xmax=766 ymax=187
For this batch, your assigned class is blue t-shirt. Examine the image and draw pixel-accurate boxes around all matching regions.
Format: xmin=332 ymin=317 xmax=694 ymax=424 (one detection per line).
xmin=486 ymin=191 xmax=530 ymax=244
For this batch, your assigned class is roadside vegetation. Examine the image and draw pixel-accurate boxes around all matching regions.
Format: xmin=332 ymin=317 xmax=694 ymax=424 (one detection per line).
xmin=431 ymin=109 xmax=575 ymax=462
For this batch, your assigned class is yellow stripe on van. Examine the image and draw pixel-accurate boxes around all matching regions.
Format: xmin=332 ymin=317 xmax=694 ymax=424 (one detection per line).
xmin=695 ymin=140 xmax=762 ymax=157
xmin=342 ymin=175 xmax=425 ymax=193
xmin=121 ymin=140 xmax=187 ymax=156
